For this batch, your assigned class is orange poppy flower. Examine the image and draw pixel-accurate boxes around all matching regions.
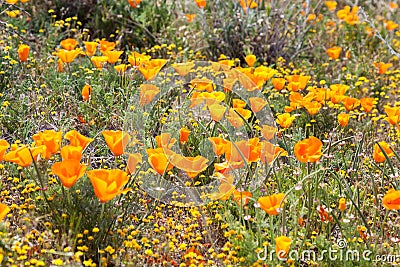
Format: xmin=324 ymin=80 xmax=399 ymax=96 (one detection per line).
xmin=64 ymin=130 xmax=93 ymax=150
xmin=326 ymin=46 xmax=341 ymax=59
xmin=86 ymin=169 xmax=130 ymax=203
xmin=325 ymin=1 xmax=337 ymax=11
xmin=128 ymin=51 xmax=151 ymax=67
xmin=226 ymin=138 xmax=262 ymax=164
xmin=341 ymin=96 xmax=360 ymax=111
xmin=0 ymin=203 xmax=10 ymax=221
xmin=185 ymin=13 xmax=196 ymax=22
xmin=60 ymin=145 xmax=82 ymax=161
xmin=4 ymin=145 xmax=45 ymax=167
xmin=208 ymin=137 xmax=229 ymax=156
xmin=18 ymin=44 xmax=30 ymax=62
xmin=139 ymin=59 xmax=168 ymax=80
xmin=91 ymin=56 xmax=108 ymax=69
xmin=258 ymin=193 xmax=285 ymax=215
xmin=139 ymin=84 xmax=160 ymax=106
xmin=260 ymin=141 xmax=288 ymax=164
xmin=180 ymin=127 xmax=191 ymax=144
xmin=6 ymin=0 xmax=18 ymax=4
xmin=208 ymin=104 xmax=227 ymax=122
xmin=0 ymin=139 xmax=10 ymax=162
xmin=168 ymin=153 xmax=209 ymax=178
xmin=83 ymin=41 xmax=98 ymax=56
xmin=294 ymin=136 xmax=323 ymax=163
xmin=190 ymin=92 xmax=225 ymax=108
xmin=6 ymin=10 xmax=19 ymax=17
xmin=233 ymin=190 xmax=252 ymax=206
xmin=51 ymin=160 xmax=86 ymax=188
xmin=103 ymin=50 xmax=124 ymax=64
xmin=318 ymin=205 xmax=333 ymax=222
xmin=249 ymin=97 xmax=267 ymax=113
xmin=337 ymin=113 xmax=350 ymax=127
xmin=338 ymin=197 xmax=346 ymax=211
xmin=195 ymin=0 xmax=206 ymax=8
xmin=114 ymin=64 xmax=129 ymax=74
xmin=373 ymin=62 xmax=392 ymax=75
xmin=360 ymin=97 xmax=374 ymax=113
xmin=276 ymin=113 xmax=295 ymax=128
xmin=57 ymin=48 xmax=82 ymax=63
xmin=126 ymin=153 xmax=142 ymax=174
xmin=147 ymin=148 xmax=174 ymax=175
xmin=382 ymin=189 xmax=400 ymax=210
xmin=82 ymin=84 xmax=92 ymax=101
xmin=303 ymin=101 xmax=322 ymax=116
xmin=190 ymin=78 xmax=215 ymax=92
xmin=337 ymin=5 xmax=359 ymax=25
xmin=261 ymin=125 xmax=277 ymax=140
xmin=373 ymin=141 xmax=394 ymax=163
xmin=285 ymin=75 xmax=310 ymax=91
xmin=245 ymin=54 xmax=257 ymax=67
xmin=155 ymin=133 xmax=176 ymax=149
xmin=275 ymin=236 xmax=292 ymax=259
xmin=384 ymin=106 xmax=400 ymax=125
xmin=60 ymin=38 xmax=78 ymax=51
xmin=128 ymin=0 xmax=142 ymax=8
xmin=32 ymin=130 xmax=62 ymax=159
xmin=102 ymin=130 xmax=131 ymax=156
xmin=172 ymin=62 xmax=195 ymax=76
xmin=99 ymin=40 xmax=116 ymax=53
xmin=272 ymin=77 xmax=286 ymax=91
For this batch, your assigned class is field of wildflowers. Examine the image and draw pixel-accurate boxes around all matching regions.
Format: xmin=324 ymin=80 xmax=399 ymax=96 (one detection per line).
xmin=0 ymin=0 xmax=399 ymax=266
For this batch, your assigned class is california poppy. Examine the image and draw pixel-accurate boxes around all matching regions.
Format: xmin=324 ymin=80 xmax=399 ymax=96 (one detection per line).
xmin=245 ymin=54 xmax=256 ymax=67
xmin=185 ymin=14 xmax=196 ymax=23
xmin=139 ymin=84 xmax=160 ymax=106
xmin=258 ymin=193 xmax=285 ymax=215
xmin=337 ymin=113 xmax=350 ymax=127
xmin=32 ymin=130 xmax=62 ymax=159
xmin=276 ymin=113 xmax=295 ymax=128
xmin=360 ymin=97 xmax=375 ymax=113
xmin=82 ymin=84 xmax=92 ymax=101
xmin=195 ymin=0 xmax=206 ymax=8
xmin=373 ymin=141 xmax=394 ymax=163
xmin=226 ymin=138 xmax=261 ymax=164
xmin=338 ymin=197 xmax=346 ymax=211
xmin=126 ymin=153 xmax=142 ymax=174
xmin=147 ymin=148 xmax=174 ymax=175
xmin=114 ymin=64 xmax=129 ymax=74
xmin=326 ymin=46 xmax=341 ymax=59
xmin=138 ymin=59 xmax=168 ymax=80
xmin=382 ymin=189 xmax=400 ymax=210
xmin=249 ymin=97 xmax=267 ymax=113
xmin=179 ymin=127 xmax=191 ymax=144
xmin=103 ymin=50 xmax=124 ymax=64
xmin=294 ymin=136 xmax=323 ymax=163
xmin=0 ymin=203 xmax=10 ymax=221
xmin=155 ymin=133 xmax=176 ymax=149
xmin=208 ymin=104 xmax=226 ymax=122
xmin=325 ymin=1 xmax=337 ymax=11
xmin=172 ymin=62 xmax=195 ymax=76
xmin=18 ymin=44 xmax=30 ymax=62
xmin=384 ymin=105 xmax=400 ymax=126
xmin=0 ymin=139 xmax=10 ymax=162
xmin=4 ymin=145 xmax=45 ymax=167
xmin=373 ymin=62 xmax=392 ymax=75
xmin=51 ymin=160 xmax=86 ymax=188
xmin=261 ymin=125 xmax=277 ymax=140
xmin=87 ymin=169 xmax=130 ymax=203
xmin=99 ymin=40 xmax=116 ymax=54
xmin=60 ymin=38 xmax=78 ymax=51
xmin=285 ymin=75 xmax=310 ymax=91
xmin=233 ymin=190 xmax=252 ymax=206
xmin=60 ymin=145 xmax=82 ymax=161
xmin=275 ymin=236 xmax=292 ymax=259
xmin=83 ymin=41 xmax=98 ymax=56
xmin=272 ymin=77 xmax=286 ymax=91
xmin=128 ymin=51 xmax=151 ymax=67
xmin=102 ymin=130 xmax=131 ymax=156
xmin=91 ymin=56 xmax=108 ymax=69
xmin=342 ymin=96 xmax=360 ymax=111
xmin=64 ymin=130 xmax=93 ymax=150
xmin=208 ymin=137 xmax=228 ymax=156
xmin=128 ymin=0 xmax=142 ymax=8
xmin=168 ymin=153 xmax=209 ymax=178
xmin=57 ymin=48 xmax=82 ymax=63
